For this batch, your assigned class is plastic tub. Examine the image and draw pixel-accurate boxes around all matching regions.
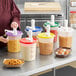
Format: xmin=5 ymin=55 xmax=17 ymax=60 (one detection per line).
xmin=70 ymin=11 xmax=76 ymax=28
xmin=37 ymin=32 xmax=55 ymax=55
xmin=25 ymin=26 xmax=43 ymax=38
xmin=6 ymin=31 xmax=23 ymax=52
xmin=25 ymin=26 xmax=43 ymax=47
xmin=44 ymin=22 xmax=59 ymax=42
xmin=58 ymin=27 xmax=73 ymax=48
xmin=20 ymin=38 xmax=37 ymax=61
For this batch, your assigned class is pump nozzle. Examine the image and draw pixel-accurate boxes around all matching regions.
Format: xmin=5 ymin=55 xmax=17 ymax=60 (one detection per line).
xmin=63 ymin=20 xmax=69 ymax=32
xmin=31 ymin=19 xmax=35 ymax=30
xmin=5 ymin=29 xmax=13 ymax=33
xmin=64 ymin=20 xmax=68 ymax=28
xmin=13 ymin=28 xmax=17 ymax=35
xmin=51 ymin=15 xmax=55 ymax=25
xmin=13 ymin=23 xmax=18 ymax=35
xmin=28 ymin=30 xmax=33 ymax=42
xmin=46 ymin=25 xmax=50 ymax=36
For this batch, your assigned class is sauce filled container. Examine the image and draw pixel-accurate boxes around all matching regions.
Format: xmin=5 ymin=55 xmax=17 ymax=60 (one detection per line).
xmin=20 ymin=38 xmax=37 ymax=61
xmin=6 ymin=31 xmax=23 ymax=52
xmin=37 ymin=25 xmax=55 ymax=55
xmin=38 ymin=33 xmax=54 ymax=55
xmin=25 ymin=19 xmax=43 ymax=47
xmin=58 ymin=20 xmax=73 ymax=48
xmin=43 ymin=15 xmax=59 ymax=42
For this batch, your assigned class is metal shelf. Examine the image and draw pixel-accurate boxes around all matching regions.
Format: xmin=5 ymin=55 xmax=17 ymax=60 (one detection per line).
xmin=17 ymin=5 xmax=63 ymax=15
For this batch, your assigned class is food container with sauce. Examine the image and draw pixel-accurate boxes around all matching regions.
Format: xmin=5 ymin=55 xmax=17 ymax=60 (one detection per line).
xmin=70 ymin=11 xmax=76 ymax=28
xmin=6 ymin=31 xmax=23 ymax=52
xmin=25 ymin=19 xmax=43 ymax=47
xmin=37 ymin=25 xmax=55 ymax=55
xmin=20 ymin=38 xmax=37 ymax=61
xmin=20 ymin=30 xmax=37 ymax=61
xmin=43 ymin=15 xmax=59 ymax=42
xmin=58 ymin=20 xmax=73 ymax=48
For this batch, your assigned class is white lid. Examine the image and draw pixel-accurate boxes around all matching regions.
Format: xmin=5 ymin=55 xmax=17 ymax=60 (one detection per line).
xmin=59 ymin=20 xmax=73 ymax=33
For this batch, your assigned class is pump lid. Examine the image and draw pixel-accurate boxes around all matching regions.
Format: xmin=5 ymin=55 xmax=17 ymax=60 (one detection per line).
xmin=37 ymin=32 xmax=55 ymax=39
xmin=44 ymin=22 xmax=59 ymax=27
xmin=6 ymin=31 xmax=23 ymax=37
xmin=25 ymin=26 xmax=43 ymax=32
xmin=20 ymin=38 xmax=37 ymax=44
xmin=58 ymin=27 xmax=73 ymax=32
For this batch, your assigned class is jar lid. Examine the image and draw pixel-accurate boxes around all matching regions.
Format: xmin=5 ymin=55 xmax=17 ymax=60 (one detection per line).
xmin=37 ymin=32 xmax=55 ymax=39
xmin=20 ymin=38 xmax=37 ymax=44
xmin=44 ymin=22 xmax=59 ymax=27
xmin=25 ymin=26 xmax=43 ymax=32
xmin=6 ymin=31 xmax=23 ymax=37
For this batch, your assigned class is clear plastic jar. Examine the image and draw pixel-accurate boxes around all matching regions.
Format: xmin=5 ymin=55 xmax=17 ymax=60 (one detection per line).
xmin=20 ymin=38 xmax=37 ymax=61
xmin=44 ymin=22 xmax=59 ymax=42
xmin=70 ymin=11 xmax=76 ymax=28
xmin=38 ymin=33 xmax=54 ymax=55
xmin=25 ymin=26 xmax=43 ymax=47
xmin=58 ymin=27 xmax=73 ymax=48
xmin=6 ymin=31 xmax=23 ymax=52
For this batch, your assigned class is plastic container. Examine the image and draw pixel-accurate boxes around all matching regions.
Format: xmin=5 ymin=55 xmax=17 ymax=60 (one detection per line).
xmin=70 ymin=11 xmax=76 ymax=28
xmin=25 ymin=26 xmax=43 ymax=38
xmin=25 ymin=26 xmax=43 ymax=47
xmin=37 ymin=32 xmax=55 ymax=55
xmin=70 ymin=1 xmax=76 ymax=7
xmin=58 ymin=27 xmax=73 ymax=48
xmin=20 ymin=38 xmax=37 ymax=61
xmin=44 ymin=22 xmax=59 ymax=42
xmin=6 ymin=31 xmax=23 ymax=52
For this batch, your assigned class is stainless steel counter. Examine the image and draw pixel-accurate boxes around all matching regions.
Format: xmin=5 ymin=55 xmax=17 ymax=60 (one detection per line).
xmin=0 ymin=30 xmax=75 ymax=76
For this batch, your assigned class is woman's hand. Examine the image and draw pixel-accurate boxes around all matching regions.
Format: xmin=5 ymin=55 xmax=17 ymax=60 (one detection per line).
xmin=0 ymin=36 xmax=8 ymax=43
xmin=11 ymin=22 xmax=18 ymax=29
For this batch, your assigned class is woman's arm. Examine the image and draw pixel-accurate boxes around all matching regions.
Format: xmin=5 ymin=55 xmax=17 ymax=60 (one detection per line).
xmin=11 ymin=0 xmax=21 ymax=29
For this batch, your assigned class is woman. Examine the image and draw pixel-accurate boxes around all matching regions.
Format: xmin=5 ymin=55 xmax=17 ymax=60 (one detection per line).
xmin=0 ymin=0 xmax=20 ymax=48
